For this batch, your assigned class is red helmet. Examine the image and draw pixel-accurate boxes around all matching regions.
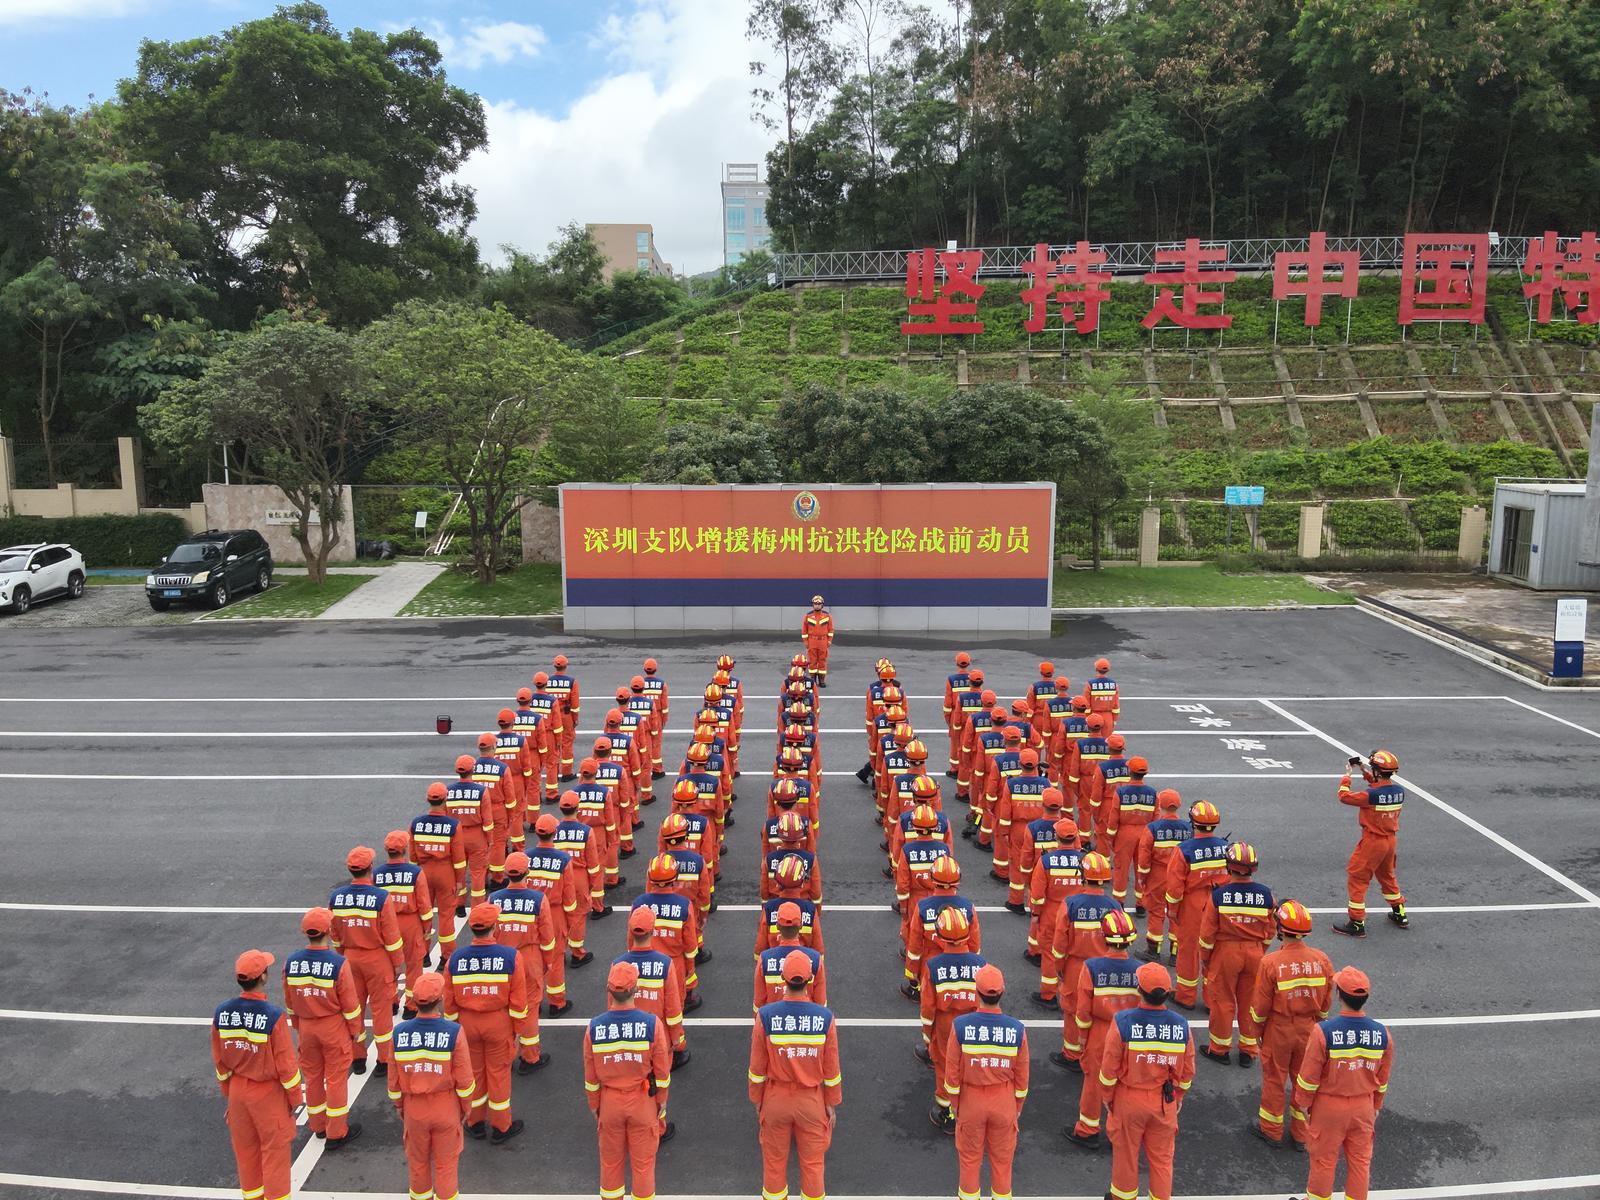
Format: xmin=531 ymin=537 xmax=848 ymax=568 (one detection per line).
xmin=1225 ymin=842 xmax=1259 ymax=873
xmin=1100 ymin=909 xmax=1137 ymax=945
xmin=647 ymin=854 xmax=678 ymax=884
xmin=771 ymin=778 xmax=800 ymax=800
xmin=716 ymin=653 xmax=735 ymax=671
xmin=686 ymin=742 xmax=710 ymax=763
xmin=784 ymin=723 xmax=807 ymax=744
xmin=672 ymin=779 xmax=698 ymax=804
xmin=777 ymin=812 xmax=806 ymax=842
xmin=911 ymin=804 xmax=939 ymax=831
xmin=660 ymin=813 xmax=690 ymax=842
xmin=779 ymin=746 xmax=805 ymax=770
xmin=775 ymin=854 xmax=808 ymax=888
xmin=910 ymin=775 xmax=940 ymax=799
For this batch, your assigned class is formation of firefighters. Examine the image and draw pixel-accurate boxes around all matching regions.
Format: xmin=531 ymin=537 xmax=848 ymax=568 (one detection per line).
xmin=213 ymin=608 xmax=1403 ymax=1200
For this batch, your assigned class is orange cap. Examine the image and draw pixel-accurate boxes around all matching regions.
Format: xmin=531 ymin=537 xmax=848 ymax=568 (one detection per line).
xmin=1011 ymin=698 xmax=1030 ymax=716
xmin=300 ymin=907 xmax=332 ymax=935
xmin=630 ymin=675 xmax=646 ymax=690
xmin=411 ymin=971 xmax=445 ymax=1004
xmin=955 ymin=652 xmax=971 ymax=667
xmin=776 ymin=901 xmax=803 ymax=927
xmin=533 ymin=671 xmax=549 ymax=686
xmin=553 ymin=654 xmax=568 ymax=669
xmin=515 ymin=687 xmax=533 ymax=703
xmin=1039 ymin=661 xmax=1054 ymax=676
xmin=234 ymin=948 xmax=274 ymax=978
xmin=781 ymin=949 xmax=814 ymax=983
xmin=627 ymin=906 xmax=656 ymax=934
xmin=990 ymin=706 xmax=1008 ymax=722
xmin=505 ymin=851 xmax=531 ymax=873
xmin=1002 ymin=726 xmax=1022 ymax=744
xmin=1071 ymin=696 xmax=1088 ymax=712
xmin=1334 ymin=966 xmax=1371 ymax=997
xmin=345 ymin=845 xmax=375 ymax=871
xmin=975 ymin=964 xmax=1005 ymax=996
xmin=643 ymin=657 xmax=658 ymax=671
xmin=593 ymin=736 xmax=613 ymax=754
xmin=969 ymin=668 xmax=985 ymax=684
xmin=1136 ymin=962 xmax=1171 ymax=994
xmin=608 ymin=960 xmax=640 ymax=990
xmin=383 ymin=829 xmax=409 ymax=853
xmin=1128 ymin=756 xmax=1149 ymax=775
xmin=580 ymin=757 xmax=599 ymax=775
xmin=467 ymin=902 xmax=500 ymax=929
xmin=454 ymin=754 xmax=476 ymax=772
xmin=534 ymin=814 xmax=559 ymax=836
xmin=496 ymin=707 xmax=515 ymax=725
xmin=476 ymin=732 xmax=495 ymax=750
xmin=1106 ymin=733 xmax=1125 ymax=752
xmin=1055 ymin=676 xmax=1072 ymax=692
xmin=558 ymin=790 xmax=581 ymax=810
xmin=1086 ymin=714 xmax=1105 ymax=732
xmin=1042 ymin=787 xmax=1064 ymax=810
xmin=1157 ymin=788 xmax=1181 ymax=811
xmin=426 ymin=782 xmax=447 ymax=801
xmin=980 ymin=689 xmax=996 ymax=705
xmin=1095 ymin=657 xmax=1111 ymax=672
xmin=1020 ymin=748 xmax=1039 ymax=768
xmin=1053 ymin=816 xmax=1079 ymax=841
xmin=606 ymin=709 xmax=624 ymax=726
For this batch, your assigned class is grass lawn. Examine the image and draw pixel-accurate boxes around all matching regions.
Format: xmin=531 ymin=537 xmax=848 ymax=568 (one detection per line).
xmin=1052 ymin=564 xmax=1350 ymax=608
xmin=204 ymin=574 xmax=376 ymax=619
xmin=400 ymin=563 xmax=562 ymax=617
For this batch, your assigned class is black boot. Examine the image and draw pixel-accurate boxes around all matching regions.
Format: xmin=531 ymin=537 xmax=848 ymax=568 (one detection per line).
xmin=325 ymin=1123 xmax=362 ymax=1150
xmin=1332 ymin=919 xmax=1366 ymax=938
xmin=490 ymin=1119 xmax=525 ymax=1143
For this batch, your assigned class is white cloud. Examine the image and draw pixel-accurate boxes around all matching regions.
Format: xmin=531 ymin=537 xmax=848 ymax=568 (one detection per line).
xmin=459 ymin=0 xmax=772 ymax=277
xmin=395 ymin=18 xmax=547 ymax=70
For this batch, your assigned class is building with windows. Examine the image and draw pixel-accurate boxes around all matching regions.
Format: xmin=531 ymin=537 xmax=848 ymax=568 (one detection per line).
xmin=721 ymin=163 xmax=771 ymax=265
xmin=586 ymin=223 xmax=673 ymax=281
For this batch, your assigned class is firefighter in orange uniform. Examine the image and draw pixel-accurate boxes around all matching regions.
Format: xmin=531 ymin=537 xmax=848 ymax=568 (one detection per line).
xmin=1244 ymin=900 xmax=1332 ymax=1151
xmin=555 ymin=789 xmax=605 ymax=944
xmin=1027 ymin=816 xmax=1084 ymax=972
xmin=615 ymin=907 xmax=689 ymax=1069
xmin=377 ymin=830 xmax=434 ymax=1018
xmin=447 ymin=754 xmax=495 ymax=903
xmin=1291 ymin=967 xmax=1395 ymax=1200
xmin=943 ymin=653 xmax=974 ymax=775
xmin=1065 ymin=909 xmax=1140 ymax=1149
xmin=444 ymin=903 xmax=528 ymax=1143
xmin=389 ymin=972 xmax=474 ymax=1200
xmin=1099 ymin=962 xmax=1195 ymax=1200
xmin=488 ymin=855 xmax=557 ymax=1074
xmin=1104 ymin=757 xmax=1157 ymax=909
xmin=411 ymin=783 xmax=468 ymax=954
xmin=492 ymin=708 xmax=533 ymax=850
xmin=213 ymin=950 xmax=303 ymax=1200
xmin=330 ymin=846 xmax=406 ymax=1071
xmin=1082 ymin=657 xmax=1120 ymax=734
xmin=758 ymin=858 xmax=824 ymax=957
xmin=283 ymin=908 xmax=365 ymax=1146
xmin=755 ymin=901 xmax=828 ymax=1010
xmin=1162 ymin=801 xmax=1229 ymax=1009
xmin=750 ymin=951 xmax=842 ymax=1200
xmin=585 ymin=961 xmax=676 ymax=1200
xmin=641 ymin=658 xmax=669 ymax=777
xmin=636 ymin=854 xmax=703 ymax=1007
xmin=547 ymin=654 xmax=580 ymax=780
xmin=946 ymin=965 xmax=1028 ymax=1200
xmin=919 ymin=907 xmax=986 ymax=1133
xmin=802 ymin=595 xmax=835 ymax=686
xmin=1136 ymin=790 xmax=1189 ymax=960
xmin=1198 ymin=842 xmax=1274 ymax=1065
xmin=1334 ymin=749 xmax=1410 ymax=937
xmin=471 ymin=732 xmax=512 ymax=885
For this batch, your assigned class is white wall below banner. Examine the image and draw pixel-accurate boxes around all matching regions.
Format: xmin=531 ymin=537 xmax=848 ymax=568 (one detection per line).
xmin=201 ymin=484 xmax=355 ymax=565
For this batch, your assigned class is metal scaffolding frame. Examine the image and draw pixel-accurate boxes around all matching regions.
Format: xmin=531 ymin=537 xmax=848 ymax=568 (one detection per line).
xmin=774 ymin=235 xmax=1539 ymax=284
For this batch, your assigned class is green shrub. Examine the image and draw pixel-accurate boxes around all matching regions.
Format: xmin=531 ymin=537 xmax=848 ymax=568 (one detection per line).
xmin=670 ymin=356 xmax=727 ymax=398
xmin=620 ymin=354 xmax=670 ymax=396
xmin=738 ymin=305 xmax=794 ymax=354
xmin=787 ymin=357 xmax=843 ymax=393
xmin=1169 ymin=450 xmax=1234 ymax=497
xmin=793 ymin=310 xmax=841 ymax=354
xmin=1256 ymin=502 xmax=1302 ymax=549
xmin=678 ymin=311 xmax=740 ymax=355
xmin=1182 ymin=502 xmax=1253 ymax=549
xmin=1326 ymin=500 xmax=1417 ymax=549
xmin=1408 ymin=493 xmax=1469 ymax=550
xmin=0 ymin=513 xmax=191 ymax=567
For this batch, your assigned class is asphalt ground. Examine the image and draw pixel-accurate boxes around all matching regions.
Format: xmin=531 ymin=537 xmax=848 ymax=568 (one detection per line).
xmin=2 ymin=608 xmax=1599 ymax=1200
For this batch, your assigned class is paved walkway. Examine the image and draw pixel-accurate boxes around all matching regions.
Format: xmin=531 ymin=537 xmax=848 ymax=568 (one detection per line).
xmin=316 ymin=562 xmax=445 ymax=620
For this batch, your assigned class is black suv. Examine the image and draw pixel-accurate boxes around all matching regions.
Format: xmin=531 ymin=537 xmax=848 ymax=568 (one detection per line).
xmin=146 ymin=529 xmax=273 ymax=610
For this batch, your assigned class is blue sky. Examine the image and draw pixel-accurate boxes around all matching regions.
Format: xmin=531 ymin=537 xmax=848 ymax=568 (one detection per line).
xmin=0 ymin=0 xmax=772 ymax=274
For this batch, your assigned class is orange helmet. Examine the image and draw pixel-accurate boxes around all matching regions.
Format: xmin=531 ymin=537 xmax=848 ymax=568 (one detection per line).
xmin=686 ymin=742 xmax=710 ymax=763
xmin=883 ymin=683 xmax=903 ymax=703
xmin=790 ymin=653 xmax=807 ymax=667
xmin=696 ymin=707 xmax=719 ymax=726
xmin=660 ymin=813 xmax=690 ymax=842
xmin=1370 ymin=749 xmax=1399 ymax=772
xmin=893 ymin=723 xmax=915 ymax=746
xmin=905 ymin=739 xmax=929 ymax=762
xmin=775 ymin=854 xmax=808 ymax=888
xmin=704 ymin=684 xmax=723 ymax=703
xmin=647 ymin=853 xmax=678 ymax=883
xmin=693 ymin=725 xmax=716 ymax=745
xmin=878 ymin=661 xmax=896 ymax=680
xmin=713 ymin=670 xmax=731 ymax=688
xmin=911 ymin=804 xmax=939 ymax=831
xmin=777 ymin=812 xmax=806 ymax=842
xmin=1275 ymin=900 xmax=1314 ymax=936
xmin=935 ymin=906 xmax=970 ymax=944
xmin=770 ymin=777 xmax=800 ymax=800
xmin=911 ymin=775 xmax=940 ymax=799
xmin=1081 ymin=851 xmax=1112 ymax=883
xmin=931 ymin=856 xmax=962 ymax=886
xmin=716 ymin=653 xmax=734 ymax=671
xmin=1100 ymin=909 xmax=1137 ymax=945
xmin=885 ymin=704 xmax=906 ymax=724
xmin=1225 ymin=842 xmax=1259 ymax=872
xmin=672 ymin=779 xmax=698 ymax=804
xmin=787 ymin=702 xmax=810 ymax=720
xmin=1189 ymin=800 xmax=1220 ymax=827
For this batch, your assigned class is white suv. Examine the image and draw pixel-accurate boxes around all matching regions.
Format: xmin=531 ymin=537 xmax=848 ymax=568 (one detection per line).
xmin=0 ymin=543 xmax=88 ymax=614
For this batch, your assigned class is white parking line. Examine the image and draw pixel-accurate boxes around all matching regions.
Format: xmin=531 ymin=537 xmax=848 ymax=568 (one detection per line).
xmin=1499 ymin=696 xmax=1600 ymax=740
xmin=1258 ymin=699 xmax=1600 ymax=908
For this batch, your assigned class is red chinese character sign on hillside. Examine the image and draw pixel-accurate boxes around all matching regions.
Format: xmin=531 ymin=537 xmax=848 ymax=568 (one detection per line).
xmin=1399 ymin=233 xmax=1488 ymax=325
xmin=1521 ymin=230 xmax=1600 ymax=325
xmin=1142 ymin=239 xmax=1236 ymax=330
xmin=902 ymin=248 xmax=986 ymax=335
xmin=1020 ymin=242 xmax=1114 ymax=334
xmin=1272 ymin=232 xmax=1360 ymax=326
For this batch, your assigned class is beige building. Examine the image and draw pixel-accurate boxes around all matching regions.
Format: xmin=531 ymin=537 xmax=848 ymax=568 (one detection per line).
xmin=586 ymin=223 xmax=673 ymax=281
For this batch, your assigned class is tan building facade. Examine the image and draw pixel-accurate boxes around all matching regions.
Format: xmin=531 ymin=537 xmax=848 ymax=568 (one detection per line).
xmin=586 ymin=223 xmax=673 ymax=281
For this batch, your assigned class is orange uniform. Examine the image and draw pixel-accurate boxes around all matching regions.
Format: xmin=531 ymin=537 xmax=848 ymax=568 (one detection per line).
xmin=749 ymin=996 xmax=842 ymax=1200
xmin=1245 ymin=941 xmax=1333 ymax=1145
xmin=554 ymin=811 xmax=606 ymax=932
xmin=1042 ymin=891 xmax=1121 ymax=1016
xmin=615 ymin=946 xmax=688 ymax=1052
xmin=374 ymin=854 xmax=435 ymax=1009
xmin=1338 ymin=772 xmax=1406 ymax=925
xmin=444 ymin=775 xmax=495 ymax=901
xmin=1099 ymin=999 xmax=1195 ymax=1200
xmin=1028 ymin=845 xmax=1084 ymax=968
xmin=521 ymin=843 xmax=580 ymax=1007
xmin=486 ymin=882 xmax=557 ymax=1065
xmin=443 ymin=932 xmax=531 ymax=1133
xmin=470 ymin=750 xmax=513 ymax=877
xmin=1135 ymin=812 xmax=1191 ymax=955
xmin=634 ymin=889 xmax=702 ymax=995
xmin=1082 ymin=670 xmax=1120 ymax=734
xmin=993 ymin=769 xmax=1050 ymax=905
xmin=1199 ymin=876 xmax=1275 ymax=1057
xmin=584 ymin=997 xmax=674 ymax=1200
xmin=802 ymin=606 xmax=835 ymax=679
xmin=947 ymin=1005 xmax=1029 ymax=1200
xmin=757 ymin=895 xmax=824 ymax=955
xmin=904 ymin=892 xmax=981 ymax=984
xmin=1292 ymin=1008 xmax=1395 ymax=1200
xmin=328 ymin=877 xmax=405 ymax=1064
xmin=389 ymin=1009 xmax=475 ymax=1200
xmin=489 ymin=726 xmax=533 ymax=848
xmin=410 ymin=805 xmax=468 ymax=952
xmin=545 ymin=667 xmax=580 ymax=776
xmin=212 ymin=985 xmax=303 ymax=1200
xmin=1162 ymin=832 xmax=1229 ymax=1006
xmin=281 ymin=943 xmax=364 ymax=1140
xmin=894 ymin=837 xmax=952 ymax=948
xmin=1105 ymin=779 xmax=1158 ymax=905
xmin=920 ymin=948 xmax=985 ymax=1114
xmin=755 ymin=942 xmax=828 ymax=1009
xmin=942 ymin=664 xmax=974 ymax=773
xmin=526 ymin=683 xmax=566 ymax=801
xmin=1069 ymin=952 xmax=1140 ymax=1140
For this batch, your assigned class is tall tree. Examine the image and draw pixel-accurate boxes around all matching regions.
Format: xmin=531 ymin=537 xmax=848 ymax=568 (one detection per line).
xmin=363 ymin=302 xmax=592 ymax=582
xmin=117 ymin=2 xmax=486 ymax=327
xmin=139 ymin=318 xmax=369 ymax=582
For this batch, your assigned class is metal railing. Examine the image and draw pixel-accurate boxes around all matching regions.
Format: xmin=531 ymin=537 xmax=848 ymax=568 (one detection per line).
xmin=776 ymin=235 xmax=1540 ymax=284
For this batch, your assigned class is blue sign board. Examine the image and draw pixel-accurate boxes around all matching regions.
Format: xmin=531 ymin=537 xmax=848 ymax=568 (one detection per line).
xmin=1224 ymin=486 xmax=1265 ymax=506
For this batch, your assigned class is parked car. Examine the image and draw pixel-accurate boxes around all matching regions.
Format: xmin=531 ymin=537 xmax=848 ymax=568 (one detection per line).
xmin=0 ymin=543 xmax=87 ymax=613
xmin=145 ymin=529 xmax=273 ymax=610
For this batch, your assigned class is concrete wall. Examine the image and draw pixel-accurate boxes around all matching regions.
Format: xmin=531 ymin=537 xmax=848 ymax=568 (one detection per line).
xmin=201 ymin=483 xmax=356 ymax=565
xmin=0 ymin=437 xmax=149 ymax=518
xmin=518 ymin=498 xmax=561 ymax=564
